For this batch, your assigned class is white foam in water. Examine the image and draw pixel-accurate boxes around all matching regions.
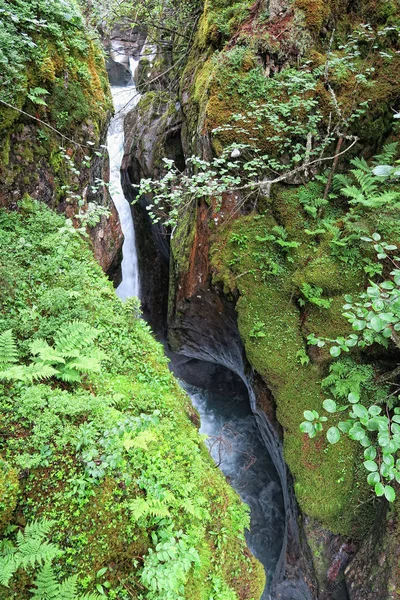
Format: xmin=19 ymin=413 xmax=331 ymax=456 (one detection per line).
xmin=107 ymin=59 xmax=141 ymax=300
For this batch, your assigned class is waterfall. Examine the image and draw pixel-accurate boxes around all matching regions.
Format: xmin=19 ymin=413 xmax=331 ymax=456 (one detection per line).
xmin=107 ymin=60 xmax=141 ymax=300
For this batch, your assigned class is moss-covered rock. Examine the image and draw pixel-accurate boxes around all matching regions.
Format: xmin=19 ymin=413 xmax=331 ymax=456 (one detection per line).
xmin=0 ymin=459 xmax=19 ymax=533
xmin=0 ymin=0 xmax=121 ymax=272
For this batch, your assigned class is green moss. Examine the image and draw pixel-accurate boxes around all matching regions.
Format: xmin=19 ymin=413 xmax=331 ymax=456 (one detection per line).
xmin=209 ymin=211 xmax=373 ymax=534
xmin=0 ymin=459 xmax=19 ymax=533
xmin=171 ymin=203 xmax=197 ymax=278
xmin=0 ymin=202 xmax=264 ymax=599
xmin=295 ymin=0 xmax=328 ymax=30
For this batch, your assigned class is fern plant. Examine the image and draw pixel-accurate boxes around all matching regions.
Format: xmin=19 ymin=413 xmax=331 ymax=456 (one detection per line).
xmin=0 ymin=330 xmax=18 ymax=368
xmin=336 ymin=149 xmax=400 ymax=209
xmin=30 ymin=564 xmax=102 ymax=600
xmin=0 ymin=520 xmax=103 ymax=599
xmin=0 ymin=322 xmax=105 ymax=384
xmin=0 ymin=519 xmax=60 ymax=587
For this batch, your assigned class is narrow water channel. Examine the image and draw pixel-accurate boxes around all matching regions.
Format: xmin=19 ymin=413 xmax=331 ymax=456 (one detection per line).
xmin=107 ymin=54 xmax=286 ymax=600
xmin=181 ymin=380 xmax=285 ymax=598
xmin=107 ymin=61 xmax=140 ymax=300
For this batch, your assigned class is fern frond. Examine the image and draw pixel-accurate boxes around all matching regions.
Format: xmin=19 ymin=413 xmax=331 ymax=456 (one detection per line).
xmin=0 ymin=330 xmax=18 ymax=366
xmin=350 ymin=191 xmax=400 ymax=208
xmin=18 ymin=540 xmax=61 ymax=568
xmin=15 ymin=519 xmax=60 ymax=569
xmin=181 ymin=498 xmax=202 ymax=518
xmin=350 ymin=156 xmax=371 ymax=173
xmin=341 ymin=185 xmax=366 ymax=203
xmin=21 ymin=519 xmax=55 ymax=540
xmin=351 ymin=169 xmax=378 ymax=199
xmin=24 ymin=363 xmax=59 ymax=383
xmin=29 ymin=339 xmax=65 ymax=365
xmin=55 ymin=321 xmax=99 ymax=356
xmin=78 ymin=593 xmax=102 ymax=600
xmin=128 ymin=497 xmax=170 ymax=521
xmin=30 ymin=563 xmax=59 ymax=599
xmin=66 ymin=356 xmax=102 ymax=374
xmin=373 ymin=142 xmax=398 ymax=165
xmin=333 ymin=173 xmax=352 ymax=191
xmin=57 ymin=574 xmax=78 ymax=600
xmin=55 ymin=366 xmax=82 ymax=383
xmin=0 ymin=364 xmax=27 ymax=381
xmin=0 ymin=555 xmax=17 ymax=587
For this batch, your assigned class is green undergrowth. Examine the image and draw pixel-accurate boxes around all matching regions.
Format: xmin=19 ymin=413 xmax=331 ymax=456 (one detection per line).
xmin=0 ymin=0 xmax=112 ymax=206
xmin=0 ymin=200 xmax=264 ymax=600
xmin=0 ymin=0 xmax=110 ymax=133
xmin=209 ymin=199 xmax=377 ymax=535
xmin=181 ymin=0 xmax=400 ymax=163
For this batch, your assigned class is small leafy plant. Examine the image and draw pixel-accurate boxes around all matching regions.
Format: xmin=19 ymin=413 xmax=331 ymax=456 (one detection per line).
xmin=0 ymin=322 xmax=105 ymax=384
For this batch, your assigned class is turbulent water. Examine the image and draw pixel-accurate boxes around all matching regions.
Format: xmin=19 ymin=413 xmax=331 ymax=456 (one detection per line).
xmin=107 ymin=59 xmax=140 ymax=300
xmin=182 ymin=383 xmax=285 ymax=598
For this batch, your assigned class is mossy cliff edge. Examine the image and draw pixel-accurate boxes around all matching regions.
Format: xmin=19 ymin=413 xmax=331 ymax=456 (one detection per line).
xmin=0 ymin=201 xmax=264 ymax=599
xmin=126 ymin=0 xmax=400 ymax=596
xmin=0 ymin=2 xmax=265 ymax=599
xmin=0 ymin=0 xmax=122 ymax=272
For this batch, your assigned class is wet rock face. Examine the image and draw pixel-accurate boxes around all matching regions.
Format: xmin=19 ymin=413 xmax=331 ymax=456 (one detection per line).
xmin=0 ymin=119 xmax=123 ymax=274
xmin=345 ymin=501 xmax=400 ymax=600
xmin=103 ymin=24 xmax=147 ymax=63
xmin=106 ymin=58 xmax=132 ymax=86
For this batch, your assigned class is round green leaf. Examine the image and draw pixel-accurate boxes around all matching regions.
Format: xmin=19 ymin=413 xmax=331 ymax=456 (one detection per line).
xmin=300 ymin=421 xmax=314 ymax=434
xmin=326 ymin=427 xmax=341 ymax=444
xmin=383 ymin=454 xmax=394 ymax=467
xmin=385 ymin=485 xmax=396 ymax=503
xmin=349 ymin=427 xmax=366 ymax=441
xmin=352 ymin=404 xmax=368 ymax=420
xmin=364 ymin=446 xmax=377 ymax=460
xmin=330 ymin=346 xmax=341 ymax=357
xmin=391 ymin=423 xmax=400 ymax=434
xmin=303 ymin=411 xmax=315 ymax=421
xmin=370 ymin=316 xmax=384 ymax=332
xmin=323 ymin=399 xmax=337 ymax=413
xmin=367 ymin=418 xmax=380 ymax=431
xmin=367 ymin=472 xmax=380 ymax=486
xmin=368 ymin=405 xmax=382 ymax=416
xmin=352 ymin=319 xmax=366 ymax=331
xmin=363 ymin=460 xmax=378 ymax=472
xmin=375 ymin=482 xmax=385 ymax=496
xmin=360 ymin=436 xmax=371 ymax=448
xmin=372 ymin=299 xmax=385 ymax=311
xmin=378 ymin=432 xmax=390 ymax=446
xmin=338 ymin=421 xmax=351 ymax=433
xmin=348 ymin=392 xmax=360 ymax=404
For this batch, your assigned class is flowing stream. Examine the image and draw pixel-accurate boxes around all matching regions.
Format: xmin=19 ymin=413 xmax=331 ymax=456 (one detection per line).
xmin=181 ymin=381 xmax=285 ymax=598
xmin=107 ymin=54 xmax=286 ymax=600
xmin=107 ymin=59 xmax=140 ymax=300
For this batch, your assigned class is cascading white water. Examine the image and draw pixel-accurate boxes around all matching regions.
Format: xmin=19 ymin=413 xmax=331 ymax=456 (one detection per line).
xmin=107 ymin=59 xmax=141 ymax=300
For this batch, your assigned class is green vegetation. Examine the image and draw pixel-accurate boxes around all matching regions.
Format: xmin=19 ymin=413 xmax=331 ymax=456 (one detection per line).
xmin=0 ymin=0 xmax=112 ymax=211
xmin=302 ymin=222 xmax=400 ymax=502
xmin=147 ymin=0 xmax=400 ymax=540
xmin=0 ymin=201 xmax=264 ymax=599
